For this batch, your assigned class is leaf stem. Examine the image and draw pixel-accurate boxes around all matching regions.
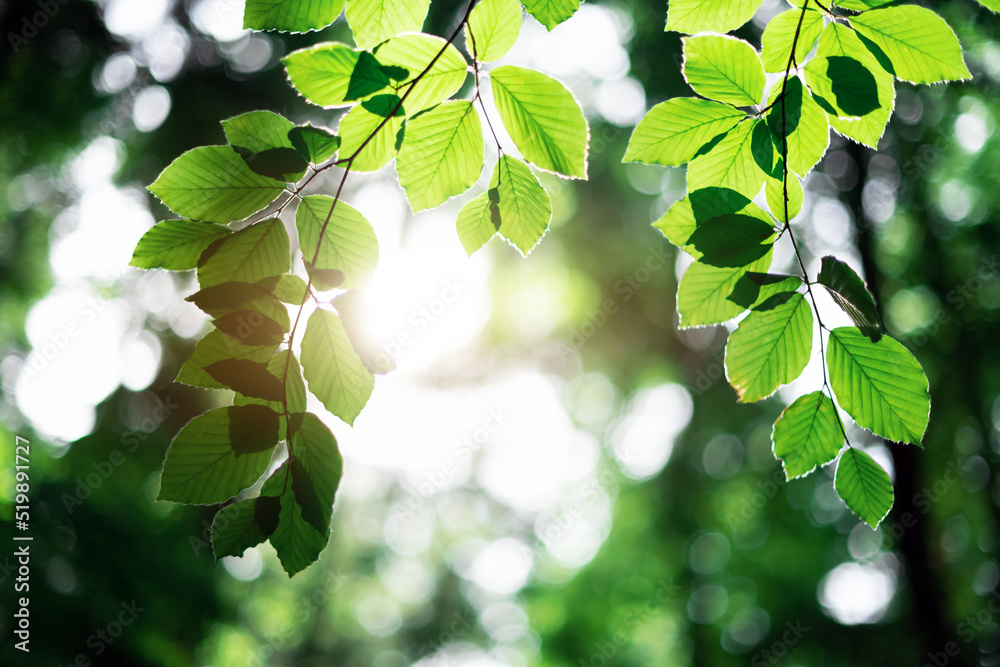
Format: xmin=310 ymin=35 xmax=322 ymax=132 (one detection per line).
xmin=778 ymin=0 xmax=853 ymax=449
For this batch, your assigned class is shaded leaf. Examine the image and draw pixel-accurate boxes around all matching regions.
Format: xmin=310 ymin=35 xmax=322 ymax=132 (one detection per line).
xmin=197 ymin=218 xmax=291 ymax=289
xmin=283 ymin=44 xmax=391 ymax=108
xmin=338 ymin=94 xmax=404 ymax=171
xmin=289 ymin=124 xmax=341 ymax=164
xmin=158 ymin=405 xmax=279 ymax=505
xmin=676 ymin=250 xmax=773 ymax=329
xmin=817 ymin=255 xmax=883 ymax=342
xmin=175 ymin=330 xmax=279 ymax=389
xmin=205 ymin=358 xmax=286 ymax=402
xmin=374 ymin=33 xmax=468 ymax=115
xmin=211 ymin=496 xmax=281 ymax=559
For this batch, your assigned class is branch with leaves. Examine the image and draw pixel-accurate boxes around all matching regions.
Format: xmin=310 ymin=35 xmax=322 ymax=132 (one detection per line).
xmin=130 ymin=0 xmax=589 ymax=575
xmin=625 ymin=0 xmax=979 ymax=528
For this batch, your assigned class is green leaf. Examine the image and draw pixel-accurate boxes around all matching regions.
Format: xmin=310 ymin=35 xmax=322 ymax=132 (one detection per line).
xmin=760 ymin=8 xmax=824 ymax=72
xmin=222 ymin=110 xmax=307 ymax=181
xmin=834 ymin=0 xmax=895 ymax=9
xmin=826 ymin=327 xmax=930 ymax=445
xmin=211 ymin=496 xmax=280 ymax=559
xmin=222 ymin=110 xmax=297 ymax=155
xmin=850 ymin=5 xmax=971 ymax=84
xmin=175 ymin=330 xmax=279 ymax=390
xmin=835 ymin=448 xmax=893 ymax=529
xmin=653 ymin=186 xmax=763 ymax=251
xmin=623 ymin=98 xmax=745 ymax=167
xmin=724 ymin=292 xmax=813 ymax=402
xmin=765 ymin=170 xmax=803 ymax=222
xmin=491 ymin=155 xmax=552 ymax=256
xmin=489 ymin=65 xmax=589 ymax=179
xmin=397 ymin=101 xmax=484 ymax=211
xmin=817 ymin=256 xmax=883 ymax=342
xmin=158 ymin=405 xmax=279 ymax=505
xmin=234 ymin=351 xmax=309 ymax=426
xmin=185 ymin=283 xmax=290 ymax=333
xmin=283 ymin=43 xmax=391 ymax=108
xmin=676 ymin=250 xmax=772 ymax=328
xmin=804 ymin=56 xmax=880 ymax=119
xmin=289 ymin=124 xmax=341 ymax=164
xmin=687 ymin=119 xmax=771 ymax=197
xmin=685 ymin=213 xmax=775 ymax=268
xmin=973 ymin=0 xmax=1000 ymax=12
xmin=205 ymin=358 xmax=286 ymax=402
xmin=148 ymin=146 xmax=285 ymax=224
xmin=456 ymin=191 xmax=497 ymax=256
xmin=301 ymin=308 xmax=375 ymax=425
xmin=338 ymin=95 xmax=405 ymax=171
xmin=197 ymin=218 xmax=291 ymax=289
xmin=244 ymin=0 xmax=345 ymax=32
xmin=665 ymin=0 xmax=764 ymax=34
xmin=766 ymin=77 xmax=830 ymax=178
xmin=772 ymin=391 xmax=844 ymax=480
xmin=130 ymin=220 xmax=230 ymax=270
xmin=682 ymin=34 xmax=765 ymax=107
xmin=374 ymin=33 xmax=467 ymax=115
xmin=256 ymin=274 xmax=310 ymax=304
xmin=287 ymin=412 xmax=344 ymax=535
xmin=261 ymin=464 xmax=329 ymax=576
xmin=467 ymin=0 xmax=522 ymax=62
xmin=213 ymin=309 xmax=288 ymax=347
xmin=522 ymin=0 xmax=579 ymax=30
xmin=728 ymin=271 xmax=803 ymax=310
xmin=346 ymin=0 xmax=431 ymax=49
xmin=296 ymin=195 xmax=379 ymax=290
xmin=814 ymin=22 xmax=894 ymax=148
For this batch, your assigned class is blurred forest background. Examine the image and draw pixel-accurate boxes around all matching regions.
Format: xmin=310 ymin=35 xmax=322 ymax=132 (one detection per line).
xmin=1 ymin=0 xmax=999 ymax=665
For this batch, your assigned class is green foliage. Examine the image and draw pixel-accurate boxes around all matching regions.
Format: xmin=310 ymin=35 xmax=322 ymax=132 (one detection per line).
xmin=626 ymin=0 xmax=956 ymax=525
xmin=148 ymin=146 xmax=286 ymax=223
xmin=835 ymin=448 xmax=894 ymax=529
xmin=665 ymin=0 xmax=763 ymax=35
xmin=130 ymin=220 xmax=230 ymax=270
xmin=243 ymin=0 xmax=345 ymax=32
xmin=522 ymin=0 xmax=580 ymax=31
xmin=682 ymin=34 xmax=765 ymax=107
xmin=489 ymin=65 xmax=589 ymax=179
xmin=136 ymin=0 xmax=965 ymax=575
xmin=467 ymin=0 xmax=522 ymax=62
xmin=396 ymin=100 xmax=485 ymax=211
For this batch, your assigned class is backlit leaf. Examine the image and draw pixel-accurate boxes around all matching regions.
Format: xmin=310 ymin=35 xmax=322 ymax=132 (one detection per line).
xmin=158 ymin=405 xmax=279 ymax=505
xmin=338 ymin=95 xmax=404 ymax=171
xmin=817 ymin=256 xmax=883 ymax=342
xmin=665 ymin=0 xmax=764 ymax=34
xmin=624 ymin=98 xmax=745 ymax=168
xmin=148 ymin=146 xmax=285 ymax=224
xmin=490 ymin=65 xmax=589 ymax=179
xmin=725 ymin=292 xmax=813 ymax=402
xmin=467 ymin=0 xmax=522 ymax=62
xmin=130 ymin=220 xmax=230 ymax=270
xmin=522 ymin=0 xmax=579 ymax=30
xmin=827 ymin=327 xmax=930 ymax=445
xmin=760 ymin=8 xmax=824 ymax=72
xmin=682 ymin=34 xmax=765 ymax=107
xmin=296 ymin=195 xmax=379 ymax=290
xmin=456 ymin=191 xmax=497 ymax=256
xmin=346 ymin=0 xmax=430 ymax=49
xmin=772 ymin=391 xmax=843 ymax=480
xmin=835 ymin=448 xmax=893 ymax=529
xmin=491 ymin=155 xmax=552 ymax=256
xmin=197 ymin=218 xmax=291 ymax=289
xmin=301 ymin=308 xmax=375 ymax=425
xmin=397 ymin=101 xmax=484 ymax=211
xmin=375 ymin=33 xmax=467 ymax=115
xmin=283 ymin=43 xmax=391 ymax=108
xmin=244 ymin=0 xmax=345 ymax=32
